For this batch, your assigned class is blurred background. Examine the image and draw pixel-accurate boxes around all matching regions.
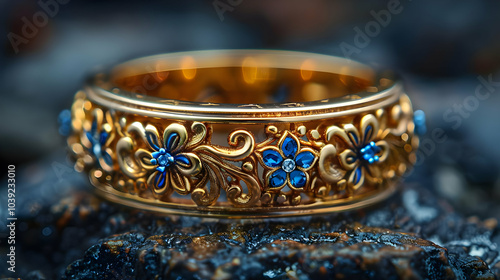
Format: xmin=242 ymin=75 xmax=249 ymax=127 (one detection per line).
xmin=1 ymin=0 xmax=500 ymax=219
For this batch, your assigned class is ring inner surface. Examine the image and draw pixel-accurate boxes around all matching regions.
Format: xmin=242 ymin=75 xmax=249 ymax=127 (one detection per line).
xmin=109 ymin=52 xmax=387 ymax=105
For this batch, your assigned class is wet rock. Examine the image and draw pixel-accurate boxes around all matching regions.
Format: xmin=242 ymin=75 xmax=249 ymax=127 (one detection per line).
xmin=1 ymin=155 xmax=499 ymax=279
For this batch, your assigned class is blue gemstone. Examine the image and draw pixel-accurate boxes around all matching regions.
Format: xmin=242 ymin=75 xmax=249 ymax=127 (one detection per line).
xmin=269 ymin=169 xmax=286 ymax=188
xmin=92 ymin=143 xmax=101 ymax=156
xmin=156 ymin=166 xmax=166 ymax=173
xmin=157 ymin=154 xmax=174 ymax=166
xmin=262 ymin=150 xmax=283 ymax=168
xmin=290 ymin=170 xmax=306 ymax=188
xmin=282 ymin=136 xmax=298 ymax=158
xmin=360 ymin=141 xmax=381 ymax=164
xmin=282 ymin=158 xmax=296 ymax=173
xmin=295 ymin=151 xmax=315 ymax=169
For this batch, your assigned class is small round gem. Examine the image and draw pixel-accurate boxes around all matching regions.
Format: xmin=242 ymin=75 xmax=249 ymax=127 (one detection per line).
xmin=157 ymin=154 xmax=174 ymax=167
xmin=282 ymin=158 xmax=296 ymax=173
xmin=360 ymin=141 xmax=381 ymax=164
xmin=269 ymin=169 xmax=286 ymax=188
xmin=93 ymin=144 xmax=101 ymax=156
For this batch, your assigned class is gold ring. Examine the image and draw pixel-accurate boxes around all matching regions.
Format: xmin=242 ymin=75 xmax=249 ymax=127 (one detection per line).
xmin=67 ymin=50 xmax=420 ymax=218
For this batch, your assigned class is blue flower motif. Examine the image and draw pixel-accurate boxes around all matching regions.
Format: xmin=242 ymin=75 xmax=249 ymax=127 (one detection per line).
xmin=85 ymin=118 xmax=113 ymax=169
xmin=324 ymin=114 xmax=389 ymax=191
xmin=360 ymin=141 xmax=381 ymax=164
xmin=143 ymin=123 xmax=202 ymax=195
xmin=260 ymin=132 xmax=317 ymax=190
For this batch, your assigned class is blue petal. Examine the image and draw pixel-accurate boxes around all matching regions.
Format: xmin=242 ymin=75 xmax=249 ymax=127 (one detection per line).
xmin=262 ymin=150 xmax=283 ymax=168
xmin=353 ymin=166 xmax=362 ymax=184
xmin=153 ymin=171 xmax=166 ymax=189
xmin=146 ymin=131 xmax=161 ymax=151
xmin=102 ymin=151 xmax=113 ymax=166
xmin=364 ymin=125 xmax=373 ymax=143
xmin=348 ymin=131 xmax=359 ymax=146
xmin=175 ymin=154 xmax=190 ymax=166
xmin=165 ymin=132 xmax=179 ymax=153
xmin=99 ymin=131 xmax=108 ymax=145
xmin=269 ymin=169 xmax=286 ymax=188
xmin=91 ymin=119 xmax=97 ymax=135
xmin=281 ymin=136 xmax=298 ymax=158
xmin=85 ymin=131 xmax=95 ymax=145
xmin=290 ymin=170 xmax=307 ymax=188
xmin=295 ymin=151 xmax=315 ymax=169
xmin=150 ymin=158 xmax=157 ymax=165
xmin=152 ymin=151 xmax=161 ymax=159
xmin=156 ymin=166 xmax=166 ymax=173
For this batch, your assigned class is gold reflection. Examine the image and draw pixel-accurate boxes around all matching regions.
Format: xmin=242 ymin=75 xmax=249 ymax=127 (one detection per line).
xmin=181 ymin=56 xmax=197 ymax=80
xmin=241 ymin=57 xmax=274 ymax=84
xmin=338 ymin=66 xmax=352 ymax=86
xmin=300 ymin=59 xmax=314 ymax=81
xmin=242 ymin=57 xmax=258 ymax=84
xmin=154 ymin=60 xmax=170 ymax=82
xmin=302 ymin=83 xmax=329 ymax=102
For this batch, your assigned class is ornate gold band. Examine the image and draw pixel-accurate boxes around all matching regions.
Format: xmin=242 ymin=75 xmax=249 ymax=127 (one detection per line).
xmin=67 ymin=50 xmax=419 ymax=217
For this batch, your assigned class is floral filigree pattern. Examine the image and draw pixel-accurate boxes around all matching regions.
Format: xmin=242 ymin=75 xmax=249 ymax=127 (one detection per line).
xmin=320 ymin=114 xmax=389 ymax=192
xmin=135 ymin=123 xmax=202 ymax=196
xmin=82 ymin=109 xmax=114 ymax=171
xmin=69 ymin=93 xmax=418 ymax=208
xmin=258 ymin=132 xmax=317 ymax=191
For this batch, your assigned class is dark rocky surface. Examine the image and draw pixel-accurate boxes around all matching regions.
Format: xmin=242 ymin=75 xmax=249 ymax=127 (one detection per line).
xmin=0 ymin=152 xmax=499 ymax=279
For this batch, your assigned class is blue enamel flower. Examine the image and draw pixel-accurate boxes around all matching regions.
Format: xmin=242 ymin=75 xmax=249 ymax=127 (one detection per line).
xmin=85 ymin=118 xmax=113 ymax=169
xmin=324 ymin=114 xmax=389 ymax=191
xmin=260 ymin=132 xmax=317 ymax=190
xmin=142 ymin=123 xmax=202 ymax=195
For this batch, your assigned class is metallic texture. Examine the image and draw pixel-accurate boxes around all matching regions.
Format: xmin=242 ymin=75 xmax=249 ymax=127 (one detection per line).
xmin=67 ymin=50 xmax=419 ymax=217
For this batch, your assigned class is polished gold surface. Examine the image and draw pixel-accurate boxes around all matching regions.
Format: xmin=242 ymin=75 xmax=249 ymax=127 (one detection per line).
xmin=67 ymin=50 xmax=418 ymax=217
